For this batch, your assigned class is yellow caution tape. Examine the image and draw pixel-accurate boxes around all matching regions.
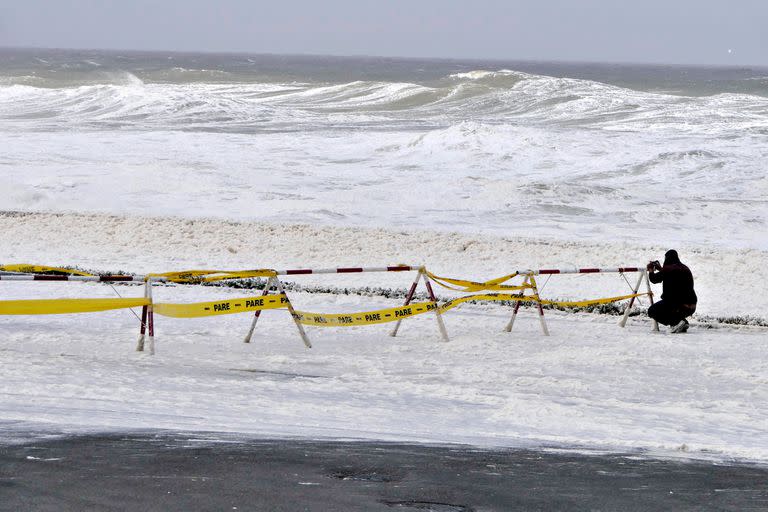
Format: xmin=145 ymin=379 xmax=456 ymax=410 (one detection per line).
xmin=0 ymin=264 xmax=95 ymax=276
xmin=0 ymin=294 xmax=289 ymax=318
xmin=295 ymin=292 xmax=646 ymax=327
xmin=294 ymin=301 xmax=438 ymax=326
xmin=438 ymin=292 xmax=648 ymax=312
xmin=0 ymin=297 xmax=150 ymax=315
xmin=153 ymin=294 xmax=288 ymax=318
xmin=426 ymin=271 xmax=529 ymax=292
xmin=150 ymin=269 xmax=277 ymax=283
xmin=0 ymin=291 xmax=644 ymax=319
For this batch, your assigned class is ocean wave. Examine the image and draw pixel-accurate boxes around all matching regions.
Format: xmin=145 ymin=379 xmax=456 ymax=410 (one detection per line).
xmin=0 ymin=75 xmax=47 ymax=87
xmin=273 ymin=80 xmax=438 ymax=109
xmin=0 ymin=70 xmax=144 ymax=88
xmin=448 ymin=69 xmax=520 ymax=80
xmin=100 ymin=71 xmax=144 ymax=87
xmin=1 ymin=69 xmax=767 ymax=134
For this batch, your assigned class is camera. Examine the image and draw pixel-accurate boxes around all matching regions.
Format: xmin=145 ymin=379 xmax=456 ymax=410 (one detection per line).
xmin=647 ymin=260 xmax=661 ymax=271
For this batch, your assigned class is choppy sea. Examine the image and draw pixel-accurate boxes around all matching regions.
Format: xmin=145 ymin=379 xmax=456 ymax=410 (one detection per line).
xmin=1 ymin=48 xmax=766 ymax=249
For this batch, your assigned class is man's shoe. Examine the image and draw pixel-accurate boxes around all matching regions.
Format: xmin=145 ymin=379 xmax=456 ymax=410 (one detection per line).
xmin=671 ymin=319 xmax=689 ymax=333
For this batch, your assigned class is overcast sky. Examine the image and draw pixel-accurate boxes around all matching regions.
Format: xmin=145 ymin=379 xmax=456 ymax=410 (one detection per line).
xmin=1 ymin=1 xmax=766 ymax=66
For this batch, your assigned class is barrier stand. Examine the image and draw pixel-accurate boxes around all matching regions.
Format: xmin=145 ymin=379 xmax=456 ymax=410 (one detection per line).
xmin=389 ymin=270 xmax=423 ymax=338
xmin=137 ymin=285 xmax=148 ymax=351
xmin=501 ymin=273 xmax=549 ymax=336
xmin=137 ymin=271 xmax=310 ymax=351
xmin=504 ymin=274 xmax=530 ymax=333
xmin=617 ymin=269 xmax=658 ymax=332
xmin=136 ymin=278 xmax=156 ymax=353
xmin=424 ymin=270 xmax=450 ymax=342
xmin=238 ymin=274 xmax=311 ymax=348
xmin=425 ymin=269 xmax=545 ymax=336
xmin=243 ymin=275 xmax=276 ymax=344
xmin=149 ymin=266 xmax=421 ymax=349
xmin=390 ymin=267 xmax=449 ymax=342
xmin=619 ymin=270 xmax=646 ymax=328
xmin=528 ymin=274 xmax=550 ymax=336
xmin=644 ymin=270 xmax=659 ymax=332
xmin=147 ymin=279 xmax=156 ymax=354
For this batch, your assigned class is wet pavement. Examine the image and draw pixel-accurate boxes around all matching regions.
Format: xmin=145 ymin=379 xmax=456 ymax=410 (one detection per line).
xmin=1 ymin=433 xmax=767 ymax=511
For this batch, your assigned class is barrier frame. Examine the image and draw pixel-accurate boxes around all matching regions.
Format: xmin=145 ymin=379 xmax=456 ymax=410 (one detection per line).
xmin=1 ymin=263 xmax=657 ymax=355
xmin=242 ymin=264 xmax=449 ymax=343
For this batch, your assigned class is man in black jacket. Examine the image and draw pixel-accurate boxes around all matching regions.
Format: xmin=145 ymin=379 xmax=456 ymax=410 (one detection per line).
xmin=647 ymin=250 xmax=697 ymax=333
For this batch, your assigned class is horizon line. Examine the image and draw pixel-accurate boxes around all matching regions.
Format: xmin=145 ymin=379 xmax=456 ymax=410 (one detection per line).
xmin=1 ymin=45 xmax=765 ymax=71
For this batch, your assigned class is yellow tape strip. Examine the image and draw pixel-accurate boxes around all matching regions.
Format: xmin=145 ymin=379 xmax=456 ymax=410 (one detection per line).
xmin=0 ymin=297 xmax=150 ymax=315
xmin=426 ymin=271 xmax=529 ymax=292
xmin=291 ymin=292 xmax=645 ymax=327
xmin=0 ymin=264 xmax=95 ymax=276
xmin=153 ymin=294 xmax=288 ymax=318
xmin=150 ymin=269 xmax=277 ymax=283
xmin=438 ymin=292 xmax=648 ymax=312
xmin=294 ymin=301 xmax=438 ymax=326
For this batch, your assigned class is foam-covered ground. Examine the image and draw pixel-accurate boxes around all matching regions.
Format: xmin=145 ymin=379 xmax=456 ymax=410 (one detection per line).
xmin=1 ymin=212 xmax=767 ymax=463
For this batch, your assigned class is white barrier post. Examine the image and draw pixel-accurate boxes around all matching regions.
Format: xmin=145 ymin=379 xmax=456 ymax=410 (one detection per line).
xmin=644 ymin=270 xmax=659 ymax=331
xmin=422 ymin=271 xmax=450 ymax=342
xmin=243 ymin=276 xmax=276 ymax=343
xmin=147 ymin=279 xmax=155 ymax=355
xmin=529 ymin=274 xmax=550 ymax=336
xmin=504 ymin=274 xmax=530 ymax=333
xmin=389 ymin=269 xmax=423 ymax=337
xmin=619 ymin=271 xmax=645 ymax=328
xmin=136 ymin=280 xmax=149 ymax=352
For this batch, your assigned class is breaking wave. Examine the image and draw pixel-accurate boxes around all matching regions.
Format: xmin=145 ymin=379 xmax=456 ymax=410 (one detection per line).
xmin=1 ymin=69 xmax=767 ymax=134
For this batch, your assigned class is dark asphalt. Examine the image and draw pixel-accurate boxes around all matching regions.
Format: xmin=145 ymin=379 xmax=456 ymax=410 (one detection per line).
xmin=1 ymin=433 xmax=767 ymax=511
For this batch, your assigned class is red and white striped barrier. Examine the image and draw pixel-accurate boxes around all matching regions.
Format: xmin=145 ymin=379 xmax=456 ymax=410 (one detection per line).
xmin=522 ymin=267 xmax=642 ymax=275
xmin=0 ymin=265 xmax=421 ymax=282
xmin=0 ymin=274 xmax=158 ymax=282
xmin=1 ymin=263 xmax=658 ymax=351
xmin=0 ymin=265 xmax=641 ymax=282
xmin=275 ymin=265 xmax=418 ymax=275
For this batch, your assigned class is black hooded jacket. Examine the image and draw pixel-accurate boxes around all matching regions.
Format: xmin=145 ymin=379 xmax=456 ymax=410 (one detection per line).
xmin=649 ymin=250 xmax=697 ymax=305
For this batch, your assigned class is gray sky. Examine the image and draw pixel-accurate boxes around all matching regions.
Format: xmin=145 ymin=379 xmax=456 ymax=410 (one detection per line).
xmin=1 ymin=0 xmax=766 ymax=66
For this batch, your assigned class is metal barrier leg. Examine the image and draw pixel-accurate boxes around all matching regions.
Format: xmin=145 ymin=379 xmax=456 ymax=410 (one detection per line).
xmin=273 ymin=278 xmax=312 ymax=348
xmin=644 ymin=270 xmax=659 ymax=331
xmin=244 ymin=276 xmax=275 ymax=343
xmin=147 ymin=280 xmax=155 ymax=355
xmin=423 ymin=273 xmax=449 ymax=342
xmin=529 ymin=275 xmax=550 ymax=336
xmin=136 ymin=281 xmax=149 ymax=352
xmin=619 ymin=271 xmax=645 ymax=328
xmin=504 ymin=275 xmax=530 ymax=332
xmin=390 ymin=269 xmax=423 ymax=337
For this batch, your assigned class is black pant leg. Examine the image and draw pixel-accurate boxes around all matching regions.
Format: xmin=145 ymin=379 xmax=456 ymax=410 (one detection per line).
xmin=648 ymin=300 xmax=679 ymax=326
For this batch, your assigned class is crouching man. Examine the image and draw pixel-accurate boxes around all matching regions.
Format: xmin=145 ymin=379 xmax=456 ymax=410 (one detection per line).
xmin=647 ymin=250 xmax=697 ymax=333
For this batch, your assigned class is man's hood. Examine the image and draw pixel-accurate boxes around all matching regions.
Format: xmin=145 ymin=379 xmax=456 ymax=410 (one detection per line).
xmin=664 ymin=249 xmax=680 ymax=265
